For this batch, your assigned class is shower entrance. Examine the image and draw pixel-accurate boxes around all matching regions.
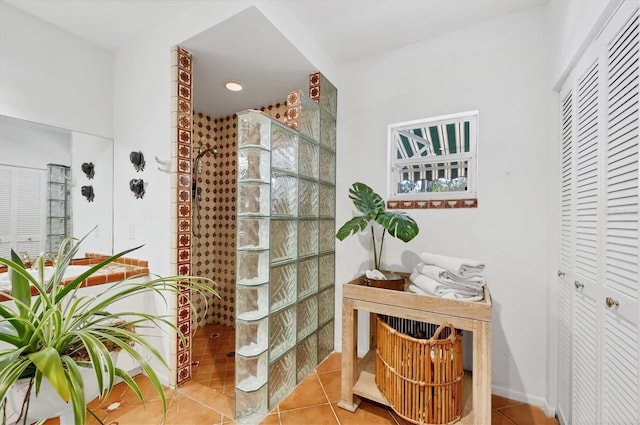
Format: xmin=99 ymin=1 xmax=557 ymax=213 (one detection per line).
xmin=175 ymin=43 xmax=338 ymax=423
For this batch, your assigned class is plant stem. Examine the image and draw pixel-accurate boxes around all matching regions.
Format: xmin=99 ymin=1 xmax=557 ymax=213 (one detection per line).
xmin=371 ymin=226 xmax=379 ymax=270
xmin=379 ymin=229 xmax=387 ymax=271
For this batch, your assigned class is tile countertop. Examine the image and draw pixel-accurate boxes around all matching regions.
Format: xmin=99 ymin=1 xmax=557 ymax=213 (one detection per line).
xmin=0 ymin=253 xmax=149 ymax=301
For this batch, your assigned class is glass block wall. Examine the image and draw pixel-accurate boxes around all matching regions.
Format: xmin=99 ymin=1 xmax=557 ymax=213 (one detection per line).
xmin=235 ymin=80 xmax=336 ymax=423
xmin=46 ymin=164 xmax=71 ymax=253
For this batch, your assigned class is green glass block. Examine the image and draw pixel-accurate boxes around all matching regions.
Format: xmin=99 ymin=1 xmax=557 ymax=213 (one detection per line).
xmin=269 ymin=350 xmax=296 ymax=409
xmin=270 ymin=263 xmax=296 ymax=311
xmin=269 ymin=306 xmax=296 ymax=362
xmin=319 ymin=254 xmax=335 ymax=290
xmin=299 ymin=136 xmax=319 ymax=180
xmin=320 ymin=110 xmax=336 ymax=152
xmin=271 ymin=172 xmax=297 ymax=216
xmin=238 ymin=147 xmax=270 ymax=183
xmin=298 ymin=220 xmax=318 ymax=257
xmin=297 ymin=295 xmax=318 ymax=342
xmin=270 ymin=219 xmax=297 ymax=264
xmin=238 ymin=111 xmax=271 ymax=149
xmin=296 ymin=333 xmax=318 ymax=383
xmin=235 ymin=385 xmax=268 ymax=424
xmin=236 ymin=350 xmax=268 ymax=392
xmin=271 ymin=122 xmax=298 ymax=173
xmin=318 ymin=287 xmax=335 ymax=326
xmin=319 ymin=148 xmax=335 ymax=184
xmin=297 ymin=257 xmax=318 ymax=299
xmin=298 ymin=179 xmax=319 ymax=217
xmin=319 ymin=74 xmax=338 ymax=118
xmin=237 ymin=283 xmax=269 ymax=321
xmin=318 ymin=320 xmax=335 ymax=362
xmin=237 ymin=250 xmax=269 ymax=285
xmin=298 ymin=94 xmax=320 ymax=142
xmin=236 ymin=318 xmax=268 ymax=357
xmin=318 ymin=219 xmax=335 ymax=253
xmin=238 ymin=183 xmax=270 ymax=216
xmin=319 ymin=184 xmax=335 ymax=218
xmin=237 ymin=217 xmax=269 ymax=250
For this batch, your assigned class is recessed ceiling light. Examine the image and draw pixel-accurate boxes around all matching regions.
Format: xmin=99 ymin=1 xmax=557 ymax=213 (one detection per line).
xmin=225 ymin=81 xmax=243 ymax=91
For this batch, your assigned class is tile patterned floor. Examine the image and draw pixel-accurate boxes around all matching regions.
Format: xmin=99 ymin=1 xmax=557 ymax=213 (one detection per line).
xmin=191 ymin=323 xmax=236 ymax=398
xmin=42 ymin=351 xmax=559 ymax=425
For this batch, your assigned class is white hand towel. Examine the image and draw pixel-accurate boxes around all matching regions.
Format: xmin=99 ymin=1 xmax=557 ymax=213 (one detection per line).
xmin=419 ymin=252 xmax=485 ymax=278
xmin=410 ymin=272 xmax=483 ymax=299
xmin=408 ymin=283 xmax=484 ymax=302
xmin=415 ymin=263 xmax=485 ymax=288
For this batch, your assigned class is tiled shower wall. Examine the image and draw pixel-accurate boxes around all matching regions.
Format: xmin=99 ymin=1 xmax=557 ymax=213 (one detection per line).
xmin=191 ymin=105 xmax=287 ymax=329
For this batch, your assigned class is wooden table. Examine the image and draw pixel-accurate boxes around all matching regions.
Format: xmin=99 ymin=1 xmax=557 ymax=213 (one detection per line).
xmin=338 ymin=275 xmax=492 ymax=424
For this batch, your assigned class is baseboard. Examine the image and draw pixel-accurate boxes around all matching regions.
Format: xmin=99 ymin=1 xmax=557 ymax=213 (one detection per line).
xmin=491 ymin=384 xmax=556 ymax=418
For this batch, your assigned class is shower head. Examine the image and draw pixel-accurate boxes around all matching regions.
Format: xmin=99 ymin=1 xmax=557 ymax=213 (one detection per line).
xmin=194 ymin=146 xmax=218 ymax=162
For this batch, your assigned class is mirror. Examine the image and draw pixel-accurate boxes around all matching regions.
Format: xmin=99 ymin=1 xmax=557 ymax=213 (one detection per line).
xmin=0 ymin=115 xmax=113 ymax=258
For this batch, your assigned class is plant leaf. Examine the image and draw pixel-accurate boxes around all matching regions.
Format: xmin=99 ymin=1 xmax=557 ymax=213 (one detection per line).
xmin=348 ymin=182 xmax=385 ymax=219
xmin=375 ymin=211 xmax=420 ymax=242
xmin=9 ymin=250 xmax=32 ymax=317
xmin=336 ymin=216 xmax=370 ymax=241
xmin=28 ymin=347 xmax=70 ymax=402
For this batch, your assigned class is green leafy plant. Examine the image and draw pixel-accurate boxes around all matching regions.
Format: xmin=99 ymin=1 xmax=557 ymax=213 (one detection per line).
xmin=336 ymin=182 xmax=419 ymax=270
xmin=0 ymin=232 xmax=218 ymax=425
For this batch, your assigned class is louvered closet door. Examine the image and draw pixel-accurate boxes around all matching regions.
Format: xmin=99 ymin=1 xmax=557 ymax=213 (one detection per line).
xmin=600 ymin=8 xmax=639 ymax=424
xmin=0 ymin=167 xmax=12 ymax=258
xmin=556 ymin=89 xmax=574 ymax=425
xmin=572 ymin=58 xmax=602 ymax=425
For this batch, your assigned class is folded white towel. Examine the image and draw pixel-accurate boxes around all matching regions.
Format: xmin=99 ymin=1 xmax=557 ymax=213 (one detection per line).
xmin=409 ymin=272 xmax=484 ymax=301
xmin=365 ymin=269 xmax=386 ymax=280
xmin=415 ymin=263 xmax=485 ymax=288
xmin=419 ymin=252 xmax=485 ymax=278
xmin=409 ymin=283 xmax=484 ymax=302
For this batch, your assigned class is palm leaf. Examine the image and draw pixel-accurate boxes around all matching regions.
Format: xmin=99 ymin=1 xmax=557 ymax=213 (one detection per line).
xmin=375 ymin=211 xmax=420 ymax=242
xmin=336 ymin=216 xmax=370 ymax=241
xmin=347 ymin=182 xmax=385 ymax=218
xmin=28 ymin=347 xmax=69 ymax=401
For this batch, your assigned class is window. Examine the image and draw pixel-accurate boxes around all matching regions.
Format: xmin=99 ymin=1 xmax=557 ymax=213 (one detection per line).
xmin=387 ymin=110 xmax=478 ymax=208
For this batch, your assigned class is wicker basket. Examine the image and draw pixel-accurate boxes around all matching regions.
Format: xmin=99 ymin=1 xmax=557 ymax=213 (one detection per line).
xmin=375 ymin=316 xmax=464 ymax=425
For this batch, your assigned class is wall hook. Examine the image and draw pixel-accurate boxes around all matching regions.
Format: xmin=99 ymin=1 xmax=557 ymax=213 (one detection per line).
xmin=129 ymin=178 xmax=145 ymax=199
xmin=81 ymin=185 xmax=94 ymax=202
xmin=81 ymin=162 xmax=95 ymax=179
xmin=129 ymin=151 xmax=145 ymax=172
xmin=155 ymin=156 xmax=173 ymax=173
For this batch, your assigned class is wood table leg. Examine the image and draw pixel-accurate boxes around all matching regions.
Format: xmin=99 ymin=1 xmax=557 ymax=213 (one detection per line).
xmin=338 ymin=298 xmax=361 ymax=412
xmin=472 ymin=321 xmax=491 ymax=424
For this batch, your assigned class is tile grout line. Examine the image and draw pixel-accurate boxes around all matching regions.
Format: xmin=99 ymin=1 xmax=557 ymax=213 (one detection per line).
xmin=315 ymin=370 xmax=342 ymax=425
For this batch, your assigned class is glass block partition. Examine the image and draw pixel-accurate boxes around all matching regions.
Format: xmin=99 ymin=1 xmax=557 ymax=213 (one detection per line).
xmin=235 ymin=89 xmax=336 ymax=423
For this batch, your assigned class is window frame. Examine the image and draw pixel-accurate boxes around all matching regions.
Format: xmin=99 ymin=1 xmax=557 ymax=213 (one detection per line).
xmin=387 ymin=110 xmax=479 ymax=202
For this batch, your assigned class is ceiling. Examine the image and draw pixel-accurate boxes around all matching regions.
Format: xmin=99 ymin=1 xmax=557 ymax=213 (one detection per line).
xmin=3 ymin=0 xmax=548 ymax=117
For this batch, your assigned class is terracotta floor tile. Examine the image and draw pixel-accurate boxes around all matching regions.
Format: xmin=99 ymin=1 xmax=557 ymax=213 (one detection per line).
xmin=260 ymin=412 xmax=281 ymax=424
xmin=278 ymin=374 xmax=329 ymax=411
xmin=165 ymin=393 xmax=223 ymax=424
xmin=332 ymin=400 xmax=396 ymax=424
xmin=279 ymin=404 xmax=339 ymax=425
xmin=315 ymin=352 xmax=341 ymax=374
xmin=498 ymin=403 xmax=559 ymax=425
xmin=106 ymin=397 xmax=167 ymax=424
xmin=203 ymin=390 xmax=235 ymax=418
xmin=492 ymin=409 xmax=518 ymax=425
xmin=177 ymin=380 xmax=219 ymax=403
xmin=317 ymin=370 xmax=341 ymax=403
xmin=492 ymin=394 xmax=523 ymax=409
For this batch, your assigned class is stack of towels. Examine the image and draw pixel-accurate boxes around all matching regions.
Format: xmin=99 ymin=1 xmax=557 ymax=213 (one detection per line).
xmin=409 ymin=252 xmax=485 ymax=302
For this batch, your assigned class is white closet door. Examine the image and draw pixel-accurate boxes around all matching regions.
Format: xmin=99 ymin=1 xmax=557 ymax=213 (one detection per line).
xmin=572 ymin=58 xmax=602 ymax=425
xmin=557 ymin=89 xmax=574 ymax=425
xmin=601 ymin=7 xmax=639 ymax=424
xmin=0 ymin=167 xmax=12 ymax=258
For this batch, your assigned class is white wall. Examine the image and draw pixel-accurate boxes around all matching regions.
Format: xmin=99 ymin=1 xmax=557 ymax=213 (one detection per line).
xmin=71 ymin=132 xmax=114 ymax=254
xmin=335 ymin=6 xmax=554 ymax=407
xmin=549 ymin=0 xmax=623 ymax=87
xmin=0 ymin=2 xmax=113 ymax=138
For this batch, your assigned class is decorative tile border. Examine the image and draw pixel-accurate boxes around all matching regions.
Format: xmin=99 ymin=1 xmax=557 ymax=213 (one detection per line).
xmin=285 ymin=90 xmax=301 ymax=130
xmin=309 ymin=72 xmax=321 ymax=104
xmin=387 ymin=198 xmax=478 ymax=209
xmin=173 ymin=46 xmax=194 ymax=386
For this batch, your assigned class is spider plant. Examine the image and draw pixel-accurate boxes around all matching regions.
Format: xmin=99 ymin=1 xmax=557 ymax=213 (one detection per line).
xmin=0 ymin=232 xmax=218 ymax=425
xmin=336 ymin=182 xmax=419 ymax=270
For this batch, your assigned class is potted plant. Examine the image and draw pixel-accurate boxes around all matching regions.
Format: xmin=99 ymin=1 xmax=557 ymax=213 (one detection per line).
xmin=336 ymin=182 xmax=419 ymax=289
xmin=0 ymin=232 xmax=218 ymax=425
